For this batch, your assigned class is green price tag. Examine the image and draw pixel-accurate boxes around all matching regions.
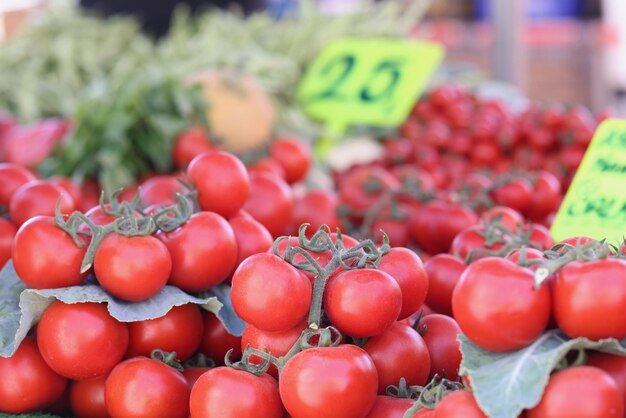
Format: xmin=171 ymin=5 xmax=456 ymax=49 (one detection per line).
xmin=298 ymin=38 xmax=444 ymax=134
xmin=551 ymin=119 xmax=626 ymax=244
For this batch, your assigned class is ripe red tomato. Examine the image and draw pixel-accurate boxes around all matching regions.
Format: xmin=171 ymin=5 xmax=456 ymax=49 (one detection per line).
xmin=449 ymin=225 xmax=507 ymax=263
xmin=586 ymin=353 xmax=626 ymax=409
xmin=241 ymin=321 xmax=307 ymax=378
xmin=338 ymin=166 xmax=400 ymax=214
xmin=79 ymin=180 xmax=101 ymax=213
xmin=199 ymin=311 xmax=242 ymax=365
xmin=420 ymin=314 xmax=462 ymax=381
xmin=371 ymin=216 xmax=410 ymax=248
xmin=188 ymin=151 xmax=249 ymax=218
xmin=172 ymin=127 xmax=216 ymax=168
xmin=12 ymin=216 xmax=87 ymax=289
xmin=363 ymin=322 xmax=431 ymax=394
xmin=0 ymin=217 xmax=17 ymax=268
xmin=247 ymin=158 xmax=286 ymax=180
xmin=527 ymin=171 xmax=561 ymax=222
xmin=553 ymin=259 xmax=626 ymax=340
xmin=47 ymin=177 xmax=83 ymax=209
xmin=94 ymin=233 xmax=171 ymax=301
xmin=527 ymin=366 xmax=623 ymax=418
xmin=37 ymin=301 xmax=128 ymax=380
xmin=190 ymin=367 xmax=284 ymax=418
xmin=229 ymin=214 xmax=273 ymax=267
xmin=523 ymin=224 xmax=554 ymax=249
xmin=0 ymin=337 xmax=67 ymax=414
xmin=158 ymin=211 xmax=237 ymax=292
xmin=452 ymin=257 xmax=551 ymax=351
xmin=480 ymin=206 xmax=523 ymax=231
xmin=433 ymin=390 xmax=487 ymax=418
xmin=291 ymin=189 xmax=341 ymax=236
xmin=424 ymin=254 xmax=466 ymax=316
xmin=84 ymin=204 xmax=141 ymax=227
xmin=9 ymin=180 xmax=75 ymax=226
xmin=324 ymin=269 xmax=402 ymax=337
xmin=69 ymin=375 xmax=108 ymax=418
xmin=126 ymin=304 xmax=203 ymax=361
xmin=182 ymin=367 xmax=210 ymax=388
xmin=243 ymin=172 xmax=294 ymax=237
xmin=231 ymin=253 xmax=311 ymax=332
xmin=365 ymin=396 xmax=414 ymax=418
xmin=490 ymin=178 xmax=533 ymax=215
xmin=410 ymin=201 xmax=478 ymax=255
xmin=139 ymin=175 xmax=186 ymax=206
xmin=280 ymin=345 xmax=378 ymax=418
xmin=105 ymin=357 xmax=190 ymax=418
xmin=269 ymin=137 xmax=312 ymax=184
xmin=377 ymin=247 xmax=428 ymax=320
xmin=0 ymin=163 xmax=36 ymax=208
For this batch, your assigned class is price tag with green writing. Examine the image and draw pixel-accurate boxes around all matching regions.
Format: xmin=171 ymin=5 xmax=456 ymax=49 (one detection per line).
xmin=297 ymin=38 xmax=444 ymax=133
xmin=551 ymin=118 xmax=626 ymax=244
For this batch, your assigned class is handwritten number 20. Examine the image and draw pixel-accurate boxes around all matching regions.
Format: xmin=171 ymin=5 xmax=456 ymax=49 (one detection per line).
xmin=313 ymin=54 xmax=402 ymax=103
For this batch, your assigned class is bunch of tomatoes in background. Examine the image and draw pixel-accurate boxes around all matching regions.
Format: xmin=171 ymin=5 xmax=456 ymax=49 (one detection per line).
xmin=0 ymin=84 xmax=625 ymax=418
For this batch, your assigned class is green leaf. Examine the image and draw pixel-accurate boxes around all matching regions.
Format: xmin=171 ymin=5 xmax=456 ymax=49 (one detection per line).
xmin=0 ymin=263 xmax=243 ymax=358
xmin=459 ymin=331 xmax=626 ymax=418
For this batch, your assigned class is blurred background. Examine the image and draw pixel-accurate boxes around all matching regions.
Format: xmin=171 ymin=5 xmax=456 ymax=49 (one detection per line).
xmin=1 ymin=0 xmax=623 ymax=113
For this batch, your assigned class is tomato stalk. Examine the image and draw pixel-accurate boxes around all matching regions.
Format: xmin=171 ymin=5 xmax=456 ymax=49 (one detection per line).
xmin=386 ymin=377 xmax=422 ymax=399
xmin=402 ymin=374 xmax=464 ymax=416
xmin=534 ymin=239 xmax=611 ymax=288
xmin=225 ymin=347 xmax=273 ymax=376
xmin=151 ymin=349 xmax=184 ymax=372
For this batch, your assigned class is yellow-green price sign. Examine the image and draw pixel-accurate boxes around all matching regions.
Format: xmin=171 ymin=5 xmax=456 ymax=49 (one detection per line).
xmin=297 ymin=38 xmax=444 ymax=133
xmin=551 ymin=118 xmax=626 ymax=244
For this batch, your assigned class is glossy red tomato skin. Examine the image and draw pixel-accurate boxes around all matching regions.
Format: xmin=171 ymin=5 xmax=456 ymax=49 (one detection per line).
xmin=279 ymin=345 xmax=378 ymax=418
xmin=433 ymin=390 xmax=487 ymax=418
xmin=491 ymin=178 xmax=533 ymax=215
xmin=94 ymin=234 xmax=171 ymax=302
xmin=37 ymin=301 xmax=129 ymax=380
xmin=105 ymin=357 xmax=190 ymax=418
xmin=527 ymin=171 xmax=561 ymax=222
xmin=182 ymin=367 xmax=211 ymax=388
xmin=452 ymin=257 xmax=551 ymax=352
xmin=0 ymin=217 xmax=17 ymax=268
xmin=190 ymin=367 xmax=283 ymax=418
xmin=363 ymin=322 xmax=431 ymax=394
xmin=481 ymin=206 xmax=524 ymax=230
xmin=586 ymin=353 xmax=626 ymax=409
xmin=410 ymin=201 xmax=478 ymax=255
xmin=247 ymin=158 xmax=286 ymax=180
xmin=158 ymin=211 xmax=237 ymax=292
xmin=229 ymin=214 xmax=273 ymax=267
xmin=291 ymin=189 xmax=341 ymax=236
xmin=377 ymin=247 xmax=428 ymax=320
xmin=9 ymin=180 xmax=75 ymax=226
xmin=424 ymin=254 xmax=466 ymax=316
xmin=365 ymin=396 xmax=414 ymax=418
xmin=524 ymin=224 xmax=555 ymax=250
xmin=69 ymin=375 xmax=109 ymax=418
xmin=188 ymin=151 xmax=249 ymax=218
xmin=553 ymin=259 xmax=626 ymax=340
xmin=0 ymin=337 xmax=67 ymax=414
xmin=243 ymin=172 xmax=294 ymax=237
xmin=48 ymin=177 xmax=83 ymax=208
xmin=269 ymin=137 xmax=312 ymax=184
xmin=420 ymin=314 xmax=462 ymax=381
xmin=371 ymin=217 xmax=410 ymax=248
xmin=339 ymin=166 xmax=400 ymax=214
xmin=232 ymin=253 xmax=311 ymax=332
xmin=0 ymin=163 xmax=36 ymax=207
xmin=139 ymin=175 xmax=186 ymax=206
xmin=527 ymin=366 xmax=623 ymax=418
xmin=173 ymin=127 xmax=216 ymax=168
xmin=199 ymin=311 xmax=242 ymax=365
xmin=126 ymin=304 xmax=203 ymax=362
xmin=325 ymin=269 xmax=402 ymax=338
xmin=241 ymin=321 xmax=307 ymax=378
xmin=12 ymin=216 xmax=87 ymax=289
